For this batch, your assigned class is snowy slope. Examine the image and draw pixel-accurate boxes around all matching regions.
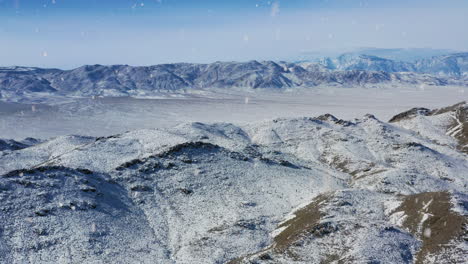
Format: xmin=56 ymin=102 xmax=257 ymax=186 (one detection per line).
xmin=0 ymin=103 xmax=467 ymax=263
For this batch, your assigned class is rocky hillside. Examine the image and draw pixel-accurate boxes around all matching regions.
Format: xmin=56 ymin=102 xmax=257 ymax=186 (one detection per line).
xmin=0 ymin=102 xmax=467 ymax=263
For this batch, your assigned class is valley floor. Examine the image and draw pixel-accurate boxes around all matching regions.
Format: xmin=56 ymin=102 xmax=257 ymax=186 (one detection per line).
xmin=0 ymin=85 xmax=466 ymax=139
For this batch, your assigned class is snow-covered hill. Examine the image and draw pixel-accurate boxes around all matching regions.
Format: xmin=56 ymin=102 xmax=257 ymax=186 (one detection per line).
xmin=1 ymin=58 xmax=467 ymax=102
xmin=0 ymin=102 xmax=466 ymax=263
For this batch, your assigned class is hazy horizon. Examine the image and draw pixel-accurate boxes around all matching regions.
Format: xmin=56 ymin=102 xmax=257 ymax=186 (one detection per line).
xmin=1 ymin=0 xmax=467 ymax=69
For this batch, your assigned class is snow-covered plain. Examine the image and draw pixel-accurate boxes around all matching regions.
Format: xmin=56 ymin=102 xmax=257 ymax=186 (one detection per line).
xmin=0 ymin=85 xmax=467 ymax=139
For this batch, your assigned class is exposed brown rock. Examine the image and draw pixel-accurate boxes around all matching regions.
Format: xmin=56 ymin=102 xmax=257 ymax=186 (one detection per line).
xmin=394 ymin=192 xmax=467 ymax=264
xmin=227 ymin=193 xmax=332 ymax=263
xmin=446 ymin=105 xmax=468 ymax=154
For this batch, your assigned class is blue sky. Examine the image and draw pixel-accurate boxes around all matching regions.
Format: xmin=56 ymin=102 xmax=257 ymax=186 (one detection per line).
xmin=1 ymin=0 xmax=467 ymax=68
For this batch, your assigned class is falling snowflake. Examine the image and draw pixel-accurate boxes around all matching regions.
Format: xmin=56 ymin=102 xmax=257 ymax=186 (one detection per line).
xmin=375 ymin=24 xmax=384 ymax=31
xmin=270 ymin=1 xmax=280 ymax=17
xmin=275 ymin=29 xmax=281 ymax=41
xmin=423 ymin=228 xmax=431 ymax=238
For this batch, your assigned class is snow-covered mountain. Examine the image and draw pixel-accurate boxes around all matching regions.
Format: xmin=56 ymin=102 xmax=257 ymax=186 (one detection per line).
xmin=414 ymin=53 xmax=468 ymax=77
xmin=319 ymin=53 xmax=416 ymax=72
xmin=1 ymin=59 xmax=466 ymax=102
xmin=0 ymin=138 xmax=40 ymax=152
xmin=346 ymin=48 xmax=455 ymax=62
xmin=318 ymin=52 xmax=468 ymax=77
xmin=297 ymin=48 xmax=455 ymax=63
xmin=1 ymin=102 xmax=466 ymax=263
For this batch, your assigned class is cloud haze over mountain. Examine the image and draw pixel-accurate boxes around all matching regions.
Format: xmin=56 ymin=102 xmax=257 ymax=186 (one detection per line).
xmin=1 ymin=0 xmax=467 ymax=68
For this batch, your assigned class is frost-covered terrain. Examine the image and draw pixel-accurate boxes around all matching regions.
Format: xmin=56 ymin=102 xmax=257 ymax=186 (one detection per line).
xmin=0 ymin=101 xmax=467 ymax=263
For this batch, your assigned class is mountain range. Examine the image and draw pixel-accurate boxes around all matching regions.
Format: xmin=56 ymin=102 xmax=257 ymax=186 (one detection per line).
xmin=1 ymin=52 xmax=468 ymax=102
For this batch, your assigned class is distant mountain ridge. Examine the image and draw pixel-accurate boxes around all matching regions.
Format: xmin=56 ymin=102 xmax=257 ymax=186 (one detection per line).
xmin=319 ymin=54 xmax=416 ymax=73
xmin=318 ymin=52 xmax=468 ymax=76
xmin=297 ymin=48 xmax=456 ymax=63
xmin=1 ymin=53 xmax=467 ymax=102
